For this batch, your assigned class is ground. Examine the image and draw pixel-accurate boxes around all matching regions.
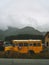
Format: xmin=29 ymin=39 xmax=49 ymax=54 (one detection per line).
xmin=0 ymin=50 xmax=49 ymax=59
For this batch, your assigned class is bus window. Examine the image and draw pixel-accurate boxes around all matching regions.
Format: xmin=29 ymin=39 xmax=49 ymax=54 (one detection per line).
xmin=18 ymin=43 xmax=23 ymax=46
xmin=12 ymin=43 xmax=18 ymax=47
xmin=29 ymin=43 xmax=32 ymax=46
xmin=33 ymin=43 xmax=36 ymax=46
xmin=37 ymin=43 xmax=41 ymax=46
xmin=24 ymin=43 xmax=28 ymax=46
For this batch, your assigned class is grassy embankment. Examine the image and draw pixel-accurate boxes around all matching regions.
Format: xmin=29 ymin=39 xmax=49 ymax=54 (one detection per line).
xmin=0 ymin=50 xmax=49 ymax=59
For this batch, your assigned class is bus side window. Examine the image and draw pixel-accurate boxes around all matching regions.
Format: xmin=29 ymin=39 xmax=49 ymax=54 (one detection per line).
xmin=33 ymin=43 xmax=36 ymax=46
xmin=18 ymin=43 xmax=23 ymax=46
xmin=12 ymin=44 xmax=18 ymax=47
xmin=29 ymin=43 xmax=32 ymax=46
xmin=37 ymin=43 xmax=41 ymax=46
xmin=24 ymin=43 xmax=28 ymax=46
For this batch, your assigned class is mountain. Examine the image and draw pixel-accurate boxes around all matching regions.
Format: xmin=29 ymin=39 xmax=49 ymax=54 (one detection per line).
xmin=4 ymin=26 xmax=42 ymax=36
xmin=4 ymin=27 xmax=19 ymax=36
xmin=42 ymin=32 xmax=47 ymax=36
xmin=18 ymin=26 xmax=42 ymax=35
xmin=0 ymin=26 xmax=46 ymax=40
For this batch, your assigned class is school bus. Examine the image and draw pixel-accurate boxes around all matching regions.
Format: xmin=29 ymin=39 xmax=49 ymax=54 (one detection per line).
xmin=11 ymin=39 xmax=43 ymax=54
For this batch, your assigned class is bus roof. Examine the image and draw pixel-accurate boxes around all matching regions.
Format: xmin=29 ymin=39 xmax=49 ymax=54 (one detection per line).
xmin=12 ymin=39 xmax=42 ymax=41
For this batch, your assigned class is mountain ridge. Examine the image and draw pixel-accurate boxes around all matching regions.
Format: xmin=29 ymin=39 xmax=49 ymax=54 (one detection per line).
xmin=0 ymin=26 xmax=47 ymax=40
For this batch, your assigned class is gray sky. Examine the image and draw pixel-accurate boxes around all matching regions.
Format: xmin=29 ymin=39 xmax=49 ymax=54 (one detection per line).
xmin=0 ymin=0 xmax=49 ymax=31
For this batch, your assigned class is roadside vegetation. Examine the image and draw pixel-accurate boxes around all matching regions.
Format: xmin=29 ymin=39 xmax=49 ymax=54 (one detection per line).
xmin=0 ymin=50 xmax=49 ymax=59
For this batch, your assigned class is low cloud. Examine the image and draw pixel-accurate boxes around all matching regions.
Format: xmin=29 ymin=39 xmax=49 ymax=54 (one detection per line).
xmin=0 ymin=0 xmax=49 ymax=31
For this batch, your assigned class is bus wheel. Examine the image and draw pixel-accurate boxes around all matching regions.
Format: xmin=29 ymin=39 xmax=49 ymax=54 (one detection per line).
xmin=28 ymin=50 xmax=35 ymax=55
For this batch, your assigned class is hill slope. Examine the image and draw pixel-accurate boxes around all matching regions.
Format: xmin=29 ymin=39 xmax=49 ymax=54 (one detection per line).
xmin=0 ymin=26 xmax=45 ymax=40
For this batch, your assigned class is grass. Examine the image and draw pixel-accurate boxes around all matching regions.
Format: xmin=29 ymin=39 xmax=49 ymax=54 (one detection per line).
xmin=0 ymin=51 xmax=49 ymax=59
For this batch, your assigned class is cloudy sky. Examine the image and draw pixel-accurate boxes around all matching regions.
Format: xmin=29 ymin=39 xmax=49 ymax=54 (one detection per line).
xmin=0 ymin=0 xmax=49 ymax=31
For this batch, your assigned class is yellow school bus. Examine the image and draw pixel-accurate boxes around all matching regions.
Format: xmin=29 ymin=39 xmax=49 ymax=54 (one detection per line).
xmin=11 ymin=40 xmax=43 ymax=54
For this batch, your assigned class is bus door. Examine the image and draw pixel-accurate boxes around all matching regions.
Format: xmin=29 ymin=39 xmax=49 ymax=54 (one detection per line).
xmin=32 ymin=42 xmax=42 ymax=53
xmin=23 ymin=42 xmax=29 ymax=53
xmin=18 ymin=42 xmax=28 ymax=53
xmin=12 ymin=41 xmax=18 ymax=52
xmin=18 ymin=42 xmax=23 ymax=53
xmin=28 ymin=41 xmax=34 ymax=50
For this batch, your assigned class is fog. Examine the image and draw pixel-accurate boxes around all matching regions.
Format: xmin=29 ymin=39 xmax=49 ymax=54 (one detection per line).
xmin=0 ymin=0 xmax=49 ymax=31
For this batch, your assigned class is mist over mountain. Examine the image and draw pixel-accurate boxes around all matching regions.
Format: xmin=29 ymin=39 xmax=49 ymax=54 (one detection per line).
xmin=0 ymin=26 xmax=47 ymax=40
xmin=0 ymin=0 xmax=49 ymax=41
xmin=0 ymin=0 xmax=49 ymax=32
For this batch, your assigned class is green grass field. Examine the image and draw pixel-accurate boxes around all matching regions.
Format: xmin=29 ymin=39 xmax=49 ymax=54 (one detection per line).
xmin=0 ymin=51 xmax=49 ymax=59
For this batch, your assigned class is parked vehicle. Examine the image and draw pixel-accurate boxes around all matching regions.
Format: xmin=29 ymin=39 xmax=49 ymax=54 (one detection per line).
xmin=11 ymin=40 xmax=43 ymax=55
xmin=0 ymin=40 xmax=4 ymax=51
xmin=3 ymin=41 xmax=13 ymax=55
